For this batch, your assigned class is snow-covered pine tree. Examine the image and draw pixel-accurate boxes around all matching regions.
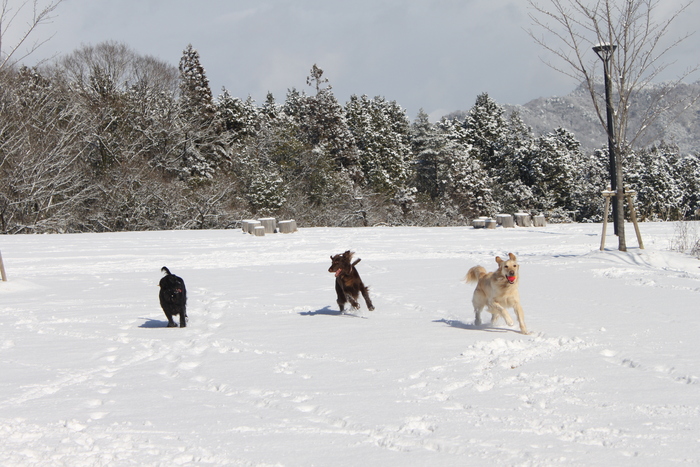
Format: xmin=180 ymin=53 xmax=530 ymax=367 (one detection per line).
xmin=486 ymin=110 xmax=537 ymax=213
xmin=260 ymin=92 xmax=280 ymax=122
xmin=674 ymin=153 xmax=700 ymax=218
xmin=274 ymin=66 xmax=364 ymax=215
xmin=567 ymin=148 xmax=607 ymax=222
xmin=246 ymin=168 xmax=288 ymax=216
xmin=177 ymin=44 xmax=222 ymax=180
xmin=514 ymin=128 xmax=583 ymax=215
xmin=440 ymin=140 xmax=497 ymax=218
xmin=431 ymin=115 xmax=497 ymax=217
xmin=411 ymin=109 xmax=445 ymax=200
xmin=627 ymin=144 xmax=686 ymax=220
xmin=283 ymin=65 xmax=358 ymax=171
xmin=179 ymin=44 xmax=215 ymax=123
xmin=345 ymin=94 xmax=412 ymax=197
xmin=446 ymin=92 xmax=516 ymax=215
xmin=462 ymin=92 xmax=508 ymax=170
xmin=216 ymin=89 xmax=259 ymax=143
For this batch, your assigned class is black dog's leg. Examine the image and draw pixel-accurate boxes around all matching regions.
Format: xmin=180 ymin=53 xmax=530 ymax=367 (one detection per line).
xmin=179 ymin=307 xmax=187 ymax=328
xmin=335 ymin=279 xmax=347 ymax=312
xmin=361 ymin=286 xmax=375 ymax=311
xmin=165 ymin=312 xmax=177 ymax=327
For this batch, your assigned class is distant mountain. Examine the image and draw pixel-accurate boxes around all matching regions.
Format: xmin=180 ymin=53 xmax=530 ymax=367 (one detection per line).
xmin=451 ymin=81 xmax=700 ymax=155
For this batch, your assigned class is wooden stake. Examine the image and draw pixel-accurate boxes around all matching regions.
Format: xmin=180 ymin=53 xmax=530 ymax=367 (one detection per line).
xmin=600 ymin=193 xmax=611 ymax=251
xmin=600 ymin=189 xmax=644 ymax=251
xmin=0 ymin=250 xmax=7 ymax=281
xmin=626 ymin=193 xmax=645 ymax=249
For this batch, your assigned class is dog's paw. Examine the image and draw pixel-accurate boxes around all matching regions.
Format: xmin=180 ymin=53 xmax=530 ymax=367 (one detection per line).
xmin=368 ymin=305 xmax=375 ymax=311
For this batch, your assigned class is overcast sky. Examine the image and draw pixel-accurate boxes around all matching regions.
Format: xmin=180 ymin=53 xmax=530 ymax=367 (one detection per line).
xmin=5 ymin=0 xmax=700 ymax=121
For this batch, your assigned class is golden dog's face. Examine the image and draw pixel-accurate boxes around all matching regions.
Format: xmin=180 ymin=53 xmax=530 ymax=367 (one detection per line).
xmin=495 ymin=252 xmax=519 ymax=284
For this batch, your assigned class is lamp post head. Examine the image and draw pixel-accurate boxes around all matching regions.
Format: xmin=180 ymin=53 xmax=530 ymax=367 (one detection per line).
xmin=593 ymin=43 xmax=617 ymax=61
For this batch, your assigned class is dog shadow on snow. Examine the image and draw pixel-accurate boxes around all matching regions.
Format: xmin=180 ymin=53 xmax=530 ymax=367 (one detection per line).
xmin=138 ymin=318 xmax=172 ymax=328
xmin=299 ymin=306 xmax=367 ymax=319
xmin=433 ymin=318 xmax=519 ymax=334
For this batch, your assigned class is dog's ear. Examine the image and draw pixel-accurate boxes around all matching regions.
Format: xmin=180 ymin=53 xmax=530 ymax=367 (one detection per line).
xmin=495 ymin=256 xmax=503 ymax=265
xmin=508 ymin=252 xmax=516 ymax=261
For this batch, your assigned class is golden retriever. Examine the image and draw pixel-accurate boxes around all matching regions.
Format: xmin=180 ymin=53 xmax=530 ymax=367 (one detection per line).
xmin=465 ymin=253 xmax=528 ymax=334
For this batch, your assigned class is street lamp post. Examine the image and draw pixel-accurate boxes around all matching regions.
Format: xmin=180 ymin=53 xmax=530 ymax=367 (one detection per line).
xmin=593 ymin=43 xmax=626 ymax=251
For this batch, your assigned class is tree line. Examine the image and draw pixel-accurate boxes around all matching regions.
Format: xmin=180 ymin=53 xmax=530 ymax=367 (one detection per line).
xmin=1 ymin=41 xmax=698 ymax=234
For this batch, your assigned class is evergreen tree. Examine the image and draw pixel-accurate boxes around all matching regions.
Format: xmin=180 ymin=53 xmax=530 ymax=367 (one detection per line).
xmin=282 ymin=65 xmax=358 ymax=171
xmin=488 ymin=111 xmax=537 ymax=213
xmin=246 ymin=168 xmax=288 ymax=215
xmin=345 ymin=94 xmax=412 ymax=196
xmin=462 ymin=92 xmax=508 ymax=170
xmin=177 ymin=44 xmax=221 ymax=180
xmin=178 ymin=44 xmax=215 ymax=124
xmin=568 ymin=149 xmax=607 ymax=221
xmin=216 ymin=89 xmax=258 ymax=142
xmin=674 ymin=153 xmax=700 ymax=218
xmin=441 ymin=142 xmax=497 ymax=218
xmin=260 ymin=92 xmax=280 ymax=122
xmin=514 ymin=128 xmax=580 ymax=212
xmin=627 ymin=144 xmax=686 ymax=220
xmin=411 ymin=109 xmax=444 ymax=199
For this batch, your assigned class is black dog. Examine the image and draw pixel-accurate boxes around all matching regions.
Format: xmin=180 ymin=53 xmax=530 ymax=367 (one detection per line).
xmin=159 ymin=266 xmax=187 ymax=327
xmin=328 ymin=251 xmax=375 ymax=312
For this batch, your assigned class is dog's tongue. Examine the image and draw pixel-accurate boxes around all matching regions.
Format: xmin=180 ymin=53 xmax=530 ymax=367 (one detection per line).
xmin=334 ymin=269 xmax=342 ymax=277
xmin=507 ymin=276 xmax=516 ymax=284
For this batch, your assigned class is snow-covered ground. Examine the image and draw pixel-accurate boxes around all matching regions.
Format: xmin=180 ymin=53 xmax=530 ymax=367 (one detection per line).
xmin=1 ymin=222 xmax=699 ymax=466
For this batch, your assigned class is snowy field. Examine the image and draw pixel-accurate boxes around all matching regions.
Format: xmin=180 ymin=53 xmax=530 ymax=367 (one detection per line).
xmin=1 ymin=222 xmax=699 ymax=466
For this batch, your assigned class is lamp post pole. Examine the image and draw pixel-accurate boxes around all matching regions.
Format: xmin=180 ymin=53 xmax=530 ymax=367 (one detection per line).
xmin=593 ymin=43 xmax=626 ymax=251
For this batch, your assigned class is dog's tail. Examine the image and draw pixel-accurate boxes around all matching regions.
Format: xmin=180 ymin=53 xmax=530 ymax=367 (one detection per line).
xmin=464 ymin=265 xmax=487 ymax=283
xmin=161 ymin=266 xmax=172 ymax=276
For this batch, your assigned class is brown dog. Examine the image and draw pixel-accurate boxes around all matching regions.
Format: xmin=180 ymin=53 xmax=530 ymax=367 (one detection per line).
xmin=328 ymin=250 xmax=375 ymax=312
xmin=465 ymin=253 xmax=528 ymax=334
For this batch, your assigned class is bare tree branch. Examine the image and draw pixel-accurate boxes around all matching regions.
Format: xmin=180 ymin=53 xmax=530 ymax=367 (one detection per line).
xmin=527 ymin=0 xmax=699 ymax=150
xmin=0 ymin=0 xmax=63 ymax=71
